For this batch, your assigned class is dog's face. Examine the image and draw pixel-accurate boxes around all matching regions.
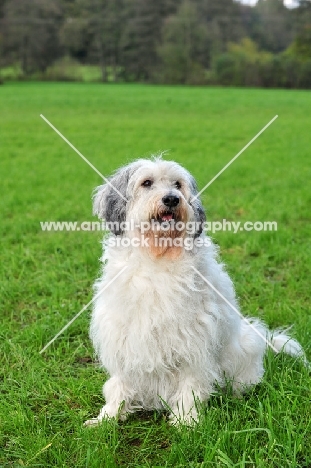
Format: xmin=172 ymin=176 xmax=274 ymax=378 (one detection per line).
xmin=93 ymin=158 xmax=206 ymax=255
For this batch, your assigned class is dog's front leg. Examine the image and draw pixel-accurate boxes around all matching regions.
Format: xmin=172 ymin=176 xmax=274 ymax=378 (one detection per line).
xmin=168 ymin=373 xmax=205 ymax=426
xmin=84 ymin=375 xmax=131 ymax=426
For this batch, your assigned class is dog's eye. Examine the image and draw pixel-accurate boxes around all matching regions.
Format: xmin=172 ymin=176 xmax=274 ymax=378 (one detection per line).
xmin=174 ymin=181 xmax=181 ymax=190
xmin=142 ymin=179 xmax=153 ymax=187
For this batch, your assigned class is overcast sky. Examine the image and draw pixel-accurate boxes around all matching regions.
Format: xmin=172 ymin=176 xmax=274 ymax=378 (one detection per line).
xmin=238 ymin=0 xmax=298 ymax=7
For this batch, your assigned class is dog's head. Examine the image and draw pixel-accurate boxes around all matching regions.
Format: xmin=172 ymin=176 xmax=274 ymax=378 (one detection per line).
xmin=93 ymin=157 xmax=206 ymax=244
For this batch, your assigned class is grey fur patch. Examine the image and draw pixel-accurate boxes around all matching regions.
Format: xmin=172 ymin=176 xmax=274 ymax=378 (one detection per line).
xmin=189 ymin=175 xmax=206 ymax=238
xmin=93 ymin=165 xmax=134 ymax=235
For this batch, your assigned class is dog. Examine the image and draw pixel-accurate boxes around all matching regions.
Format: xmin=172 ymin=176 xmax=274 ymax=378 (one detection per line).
xmin=84 ymin=157 xmax=307 ymax=426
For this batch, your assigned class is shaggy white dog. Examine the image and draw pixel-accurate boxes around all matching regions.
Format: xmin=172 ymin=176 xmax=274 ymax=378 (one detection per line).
xmin=85 ymin=157 xmax=306 ymax=426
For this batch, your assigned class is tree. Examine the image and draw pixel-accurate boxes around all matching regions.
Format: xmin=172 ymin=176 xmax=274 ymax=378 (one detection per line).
xmin=93 ymin=0 xmax=125 ymax=82
xmin=286 ymin=24 xmax=311 ymax=59
xmin=194 ymin=0 xmax=247 ymax=58
xmin=252 ymin=0 xmax=293 ymax=52
xmin=2 ymin=0 xmax=62 ymax=74
xmin=59 ymin=16 xmax=91 ymax=62
xmin=291 ymin=0 xmax=311 ymax=36
xmin=59 ymin=0 xmax=125 ymax=81
xmin=157 ymin=0 xmax=208 ymax=83
xmin=120 ymin=0 xmax=182 ymax=81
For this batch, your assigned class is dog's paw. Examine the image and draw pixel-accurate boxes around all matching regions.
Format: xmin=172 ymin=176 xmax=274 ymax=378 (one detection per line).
xmin=84 ymin=403 xmax=128 ymax=427
xmin=84 ymin=418 xmax=101 ymax=427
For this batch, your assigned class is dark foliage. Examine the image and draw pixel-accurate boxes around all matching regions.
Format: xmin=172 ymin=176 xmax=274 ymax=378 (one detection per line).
xmin=0 ymin=0 xmax=311 ymax=87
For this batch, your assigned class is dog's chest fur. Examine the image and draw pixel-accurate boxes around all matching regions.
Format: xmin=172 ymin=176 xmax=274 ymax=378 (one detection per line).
xmin=92 ymin=248 xmax=221 ymax=378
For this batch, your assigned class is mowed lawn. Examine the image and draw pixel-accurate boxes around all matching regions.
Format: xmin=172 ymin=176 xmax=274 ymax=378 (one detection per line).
xmin=1 ymin=82 xmax=310 ymax=467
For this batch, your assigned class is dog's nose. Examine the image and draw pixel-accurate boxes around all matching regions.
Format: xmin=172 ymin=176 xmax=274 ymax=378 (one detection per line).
xmin=162 ymin=194 xmax=180 ymax=208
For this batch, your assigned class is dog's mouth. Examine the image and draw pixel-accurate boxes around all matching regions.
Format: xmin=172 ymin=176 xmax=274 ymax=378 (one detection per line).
xmin=155 ymin=210 xmax=175 ymax=223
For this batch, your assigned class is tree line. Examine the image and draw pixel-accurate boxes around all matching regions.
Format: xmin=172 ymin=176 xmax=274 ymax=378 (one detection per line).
xmin=0 ymin=0 xmax=311 ymax=88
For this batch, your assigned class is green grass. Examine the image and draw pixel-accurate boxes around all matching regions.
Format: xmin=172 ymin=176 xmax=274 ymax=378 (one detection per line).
xmin=1 ymin=82 xmax=310 ymax=467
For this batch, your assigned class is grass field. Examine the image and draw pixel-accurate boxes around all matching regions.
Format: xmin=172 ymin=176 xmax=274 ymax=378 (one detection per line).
xmin=1 ymin=82 xmax=311 ymax=467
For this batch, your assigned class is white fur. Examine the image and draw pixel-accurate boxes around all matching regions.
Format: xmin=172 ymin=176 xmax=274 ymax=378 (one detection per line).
xmin=85 ymin=158 xmax=307 ymax=426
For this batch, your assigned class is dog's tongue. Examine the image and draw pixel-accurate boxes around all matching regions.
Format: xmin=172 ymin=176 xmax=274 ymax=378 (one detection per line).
xmin=162 ymin=214 xmax=173 ymax=221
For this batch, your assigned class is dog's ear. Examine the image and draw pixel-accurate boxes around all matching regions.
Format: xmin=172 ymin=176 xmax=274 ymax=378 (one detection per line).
xmin=93 ymin=166 xmax=131 ymax=235
xmin=189 ymin=176 xmax=206 ymax=238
